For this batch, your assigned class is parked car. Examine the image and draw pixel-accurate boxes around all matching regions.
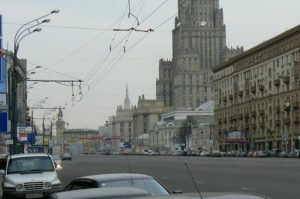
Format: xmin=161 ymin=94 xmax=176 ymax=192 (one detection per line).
xmin=247 ymin=151 xmax=254 ymax=157
xmin=255 ymin=151 xmax=267 ymax=158
xmin=199 ymin=151 xmax=210 ymax=157
xmin=210 ymin=150 xmax=221 ymax=157
xmin=64 ymin=173 xmax=172 ymax=196
xmin=62 ymin=152 xmax=72 ymax=160
xmin=279 ymin=151 xmax=289 ymax=158
xmin=51 ymin=187 xmax=150 ymax=199
xmin=288 ymin=149 xmax=300 ymax=158
xmin=0 ymin=153 xmax=63 ymax=199
xmin=265 ymin=149 xmax=281 ymax=157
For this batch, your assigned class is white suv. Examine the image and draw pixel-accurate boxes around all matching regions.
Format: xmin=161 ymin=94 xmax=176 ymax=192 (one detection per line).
xmin=1 ymin=153 xmax=63 ymax=198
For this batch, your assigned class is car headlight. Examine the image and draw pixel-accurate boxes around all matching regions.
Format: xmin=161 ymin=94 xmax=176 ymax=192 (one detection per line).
xmin=16 ymin=184 xmax=23 ymax=191
xmin=44 ymin=182 xmax=52 ymax=189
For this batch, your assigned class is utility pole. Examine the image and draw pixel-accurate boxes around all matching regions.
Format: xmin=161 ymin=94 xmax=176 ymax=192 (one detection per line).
xmin=42 ymin=117 xmax=45 ymax=147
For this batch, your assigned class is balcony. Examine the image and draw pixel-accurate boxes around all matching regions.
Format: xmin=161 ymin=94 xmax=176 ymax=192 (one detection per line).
xmin=222 ymin=96 xmax=227 ymax=102
xmin=293 ymin=116 xmax=300 ymax=124
xmin=244 ymin=123 xmax=250 ymax=130
xmin=259 ymin=122 xmax=265 ymax=128
xmin=275 ymin=119 xmax=281 ymax=126
xmin=218 ymin=118 xmax=222 ymax=124
xmin=233 ymin=115 xmax=237 ymax=121
xmin=251 ymin=111 xmax=257 ymax=118
xmin=250 ymin=86 xmax=256 ymax=94
xmin=251 ymin=123 xmax=257 ymax=129
xmin=259 ymin=110 xmax=265 ymax=116
xmin=284 ymin=117 xmax=291 ymax=125
xmin=244 ymin=113 xmax=250 ymax=119
xmin=238 ymin=114 xmax=244 ymax=120
xmin=274 ymin=79 xmax=280 ymax=87
xmin=238 ymin=91 xmax=243 ymax=97
xmin=292 ymin=101 xmax=299 ymax=109
xmin=275 ymin=105 xmax=281 ymax=113
xmin=223 ymin=118 xmax=227 ymax=123
xmin=283 ymin=76 xmax=290 ymax=84
xmin=229 ymin=94 xmax=233 ymax=101
xmin=258 ymin=84 xmax=265 ymax=91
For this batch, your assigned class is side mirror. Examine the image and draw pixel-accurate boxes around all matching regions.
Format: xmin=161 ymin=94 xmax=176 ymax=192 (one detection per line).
xmin=0 ymin=170 xmax=5 ymax=175
xmin=172 ymin=190 xmax=183 ymax=194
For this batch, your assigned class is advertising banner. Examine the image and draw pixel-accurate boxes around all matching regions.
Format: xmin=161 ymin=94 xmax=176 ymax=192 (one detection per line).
xmin=17 ymin=126 xmax=33 ymax=142
xmin=0 ymin=93 xmax=6 ymax=106
xmin=0 ymin=112 xmax=7 ymax=132
xmin=224 ymin=131 xmax=248 ymax=143
xmin=35 ymin=135 xmax=43 ymax=145
xmin=0 ymin=57 xmax=6 ymax=93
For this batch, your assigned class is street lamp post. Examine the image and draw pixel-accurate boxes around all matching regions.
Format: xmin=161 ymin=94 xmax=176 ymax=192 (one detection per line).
xmin=10 ymin=10 xmax=59 ymax=154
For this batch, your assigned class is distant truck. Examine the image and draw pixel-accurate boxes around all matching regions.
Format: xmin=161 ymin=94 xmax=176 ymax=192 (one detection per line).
xmin=52 ymin=146 xmax=62 ymax=158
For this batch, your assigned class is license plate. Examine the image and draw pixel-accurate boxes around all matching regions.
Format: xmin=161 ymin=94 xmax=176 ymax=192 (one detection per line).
xmin=26 ymin=193 xmax=43 ymax=198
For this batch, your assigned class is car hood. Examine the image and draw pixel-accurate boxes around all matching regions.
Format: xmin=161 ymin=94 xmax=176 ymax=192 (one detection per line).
xmin=5 ymin=172 xmax=58 ymax=185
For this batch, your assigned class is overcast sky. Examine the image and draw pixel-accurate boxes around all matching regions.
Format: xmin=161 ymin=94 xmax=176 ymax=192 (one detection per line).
xmin=1 ymin=0 xmax=300 ymax=130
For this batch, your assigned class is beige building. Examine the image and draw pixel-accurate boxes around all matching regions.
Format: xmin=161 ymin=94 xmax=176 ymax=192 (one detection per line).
xmin=214 ymin=24 xmax=300 ymax=152
xmin=64 ymin=129 xmax=98 ymax=153
xmin=112 ymin=85 xmax=134 ymax=152
xmin=132 ymin=95 xmax=165 ymax=152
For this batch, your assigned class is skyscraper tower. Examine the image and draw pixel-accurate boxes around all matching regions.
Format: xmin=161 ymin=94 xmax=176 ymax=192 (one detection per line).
xmin=157 ymin=0 xmax=230 ymax=110
xmin=124 ymin=84 xmax=130 ymax=110
xmin=173 ymin=0 xmax=226 ymax=109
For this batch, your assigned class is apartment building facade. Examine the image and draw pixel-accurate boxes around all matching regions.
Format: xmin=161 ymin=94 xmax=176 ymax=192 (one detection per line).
xmin=214 ymin=25 xmax=300 ymax=152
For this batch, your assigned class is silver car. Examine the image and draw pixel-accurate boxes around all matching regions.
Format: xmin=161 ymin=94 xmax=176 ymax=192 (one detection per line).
xmin=0 ymin=153 xmax=63 ymax=199
xmin=64 ymin=173 xmax=171 ymax=196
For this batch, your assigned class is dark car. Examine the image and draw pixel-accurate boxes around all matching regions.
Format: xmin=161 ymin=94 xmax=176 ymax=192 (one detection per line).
xmin=64 ymin=173 xmax=171 ymax=196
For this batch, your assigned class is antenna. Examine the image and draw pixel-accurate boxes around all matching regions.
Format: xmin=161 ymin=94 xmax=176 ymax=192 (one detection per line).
xmin=184 ymin=162 xmax=203 ymax=199
xmin=127 ymin=157 xmax=134 ymax=186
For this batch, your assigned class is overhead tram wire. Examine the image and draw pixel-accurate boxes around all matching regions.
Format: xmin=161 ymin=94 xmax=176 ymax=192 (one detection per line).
xmin=44 ymin=0 xmax=144 ymax=70
xmin=84 ymin=0 xmax=146 ymax=86
xmin=85 ymin=0 xmax=163 ymax=87
xmin=83 ymin=3 xmax=129 ymax=85
xmin=63 ymin=2 xmax=174 ymax=116
xmin=27 ymin=61 xmax=81 ymax=80
xmin=67 ymin=4 xmax=175 ymax=107
xmin=89 ymin=12 xmax=178 ymax=90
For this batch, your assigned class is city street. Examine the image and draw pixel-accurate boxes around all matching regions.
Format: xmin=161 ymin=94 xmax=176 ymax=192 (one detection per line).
xmin=58 ymin=154 xmax=300 ymax=199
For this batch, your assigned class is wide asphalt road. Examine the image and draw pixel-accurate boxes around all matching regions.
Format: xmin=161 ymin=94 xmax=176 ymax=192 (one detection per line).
xmin=58 ymin=154 xmax=300 ymax=199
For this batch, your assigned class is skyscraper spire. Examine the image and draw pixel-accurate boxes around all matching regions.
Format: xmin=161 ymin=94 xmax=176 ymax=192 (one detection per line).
xmin=124 ymin=83 xmax=130 ymax=110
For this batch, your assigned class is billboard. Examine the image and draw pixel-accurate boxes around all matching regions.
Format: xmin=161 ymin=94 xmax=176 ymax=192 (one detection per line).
xmin=224 ymin=131 xmax=248 ymax=143
xmin=17 ymin=126 xmax=33 ymax=142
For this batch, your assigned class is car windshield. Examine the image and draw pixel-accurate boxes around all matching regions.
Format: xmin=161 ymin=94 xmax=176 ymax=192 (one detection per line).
xmin=99 ymin=178 xmax=170 ymax=196
xmin=7 ymin=156 xmax=54 ymax=174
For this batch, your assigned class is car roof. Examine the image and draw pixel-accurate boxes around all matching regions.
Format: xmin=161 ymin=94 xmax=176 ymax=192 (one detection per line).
xmin=9 ymin=153 xmax=50 ymax=159
xmin=52 ymin=187 xmax=150 ymax=199
xmin=77 ymin=173 xmax=153 ymax=181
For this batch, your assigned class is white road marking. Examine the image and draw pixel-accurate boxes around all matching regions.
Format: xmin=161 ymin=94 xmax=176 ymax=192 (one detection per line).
xmin=196 ymin=181 xmax=205 ymax=184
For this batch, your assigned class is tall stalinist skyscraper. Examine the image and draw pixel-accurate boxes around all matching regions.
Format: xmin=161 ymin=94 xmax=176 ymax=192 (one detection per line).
xmin=124 ymin=84 xmax=130 ymax=110
xmin=156 ymin=0 xmax=241 ymax=109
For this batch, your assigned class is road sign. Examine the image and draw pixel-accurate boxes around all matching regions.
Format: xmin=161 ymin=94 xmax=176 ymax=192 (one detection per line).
xmin=282 ymin=134 xmax=288 ymax=144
